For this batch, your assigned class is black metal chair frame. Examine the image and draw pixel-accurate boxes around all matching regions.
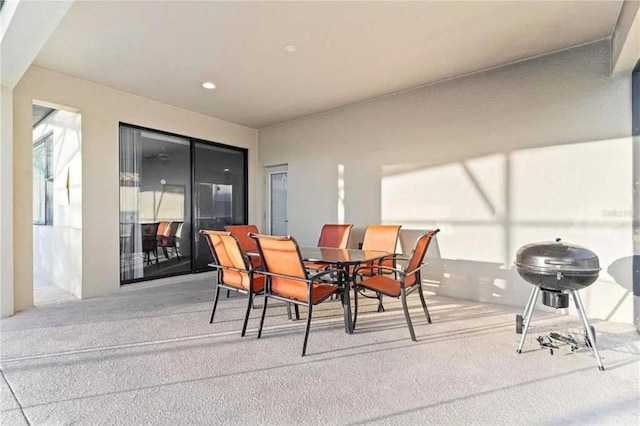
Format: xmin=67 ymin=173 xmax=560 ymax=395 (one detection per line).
xmin=353 ymin=260 xmax=431 ymax=341
xmin=251 ymin=234 xmax=346 ymax=356
xmin=353 ymin=258 xmax=399 ymax=313
xmin=352 ymin=230 xmax=439 ymax=341
xmin=200 ymin=230 xmax=263 ymax=337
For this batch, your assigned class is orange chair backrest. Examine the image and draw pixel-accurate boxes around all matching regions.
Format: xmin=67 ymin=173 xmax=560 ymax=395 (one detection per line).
xmin=201 ymin=230 xmax=251 ymax=290
xmin=362 ymin=225 xmax=401 ymax=267
xmin=317 ymin=224 xmax=353 ymax=249
xmin=404 ymin=229 xmax=440 ymax=287
xmin=226 ymin=225 xmax=261 ymax=268
xmin=225 ymin=225 xmax=259 ymax=252
xmin=250 ymin=233 xmax=309 ymax=301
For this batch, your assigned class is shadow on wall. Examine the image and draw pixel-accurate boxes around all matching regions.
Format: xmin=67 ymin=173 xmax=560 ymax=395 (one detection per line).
xmin=380 ymin=137 xmax=633 ymax=321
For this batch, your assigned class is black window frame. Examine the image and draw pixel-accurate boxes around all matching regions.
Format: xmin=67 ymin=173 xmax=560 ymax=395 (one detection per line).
xmin=632 ymin=60 xmax=640 ymax=326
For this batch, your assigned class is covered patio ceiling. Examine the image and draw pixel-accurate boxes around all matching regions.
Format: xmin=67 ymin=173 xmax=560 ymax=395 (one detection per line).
xmin=32 ymin=1 xmax=624 ymax=128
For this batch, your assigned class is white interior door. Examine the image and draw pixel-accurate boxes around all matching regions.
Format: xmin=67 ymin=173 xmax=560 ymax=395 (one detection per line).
xmin=265 ymin=165 xmax=288 ymax=235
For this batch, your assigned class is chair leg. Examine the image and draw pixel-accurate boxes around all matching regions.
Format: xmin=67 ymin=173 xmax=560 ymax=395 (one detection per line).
xmin=174 ymin=244 xmax=180 ymax=261
xmin=209 ymin=286 xmax=221 ymax=324
xmin=302 ymin=305 xmax=313 ymax=357
xmin=226 ymin=290 xmax=230 ymax=298
xmin=286 ymin=303 xmax=300 ymax=320
xmin=241 ymin=294 xmax=253 ymax=337
xmin=162 ymin=246 xmax=169 ymax=260
xmin=418 ymin=285 xmax=432 ymax=324
xmin=257 ymin=296 xmax=269 ymax=339
xmin=377 ymin=292 xmax=385 ymax=312
xmin=400 ymin=288 xmax=416 ymax=341
xmin=353 ymin=286 xmax=359 ymax=331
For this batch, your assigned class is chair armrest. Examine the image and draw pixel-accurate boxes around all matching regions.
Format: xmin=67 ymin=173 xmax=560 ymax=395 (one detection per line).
xmin=353 ymin=264 xmax=405 ymax=277
xmin=206 ymin=263 xmax=253 ymax=274
xmin=372 ymin=253 xmax=405 ymax=264
xmin=257 ymin=270 xmax=310 ymax=284
xmin=405 ymin=262 xmax=430 ymax=276
xmin=309 ymin=268 xmax=346 ymax=283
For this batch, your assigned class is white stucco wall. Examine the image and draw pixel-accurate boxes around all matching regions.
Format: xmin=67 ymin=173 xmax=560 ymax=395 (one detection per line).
xmin=1 ymin=87 xmax=15 ymax=317
xmin=258 ymin=40 xmax=634 ymax=323
xmin=13 ymin=66 xmax=258 ymax=311
xmin=32 ymin=108 xmax=82 ymax=297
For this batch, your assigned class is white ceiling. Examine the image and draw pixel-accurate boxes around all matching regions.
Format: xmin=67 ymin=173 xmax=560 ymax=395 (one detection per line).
xmin=33 ymin=1 xmax=623 ymax=129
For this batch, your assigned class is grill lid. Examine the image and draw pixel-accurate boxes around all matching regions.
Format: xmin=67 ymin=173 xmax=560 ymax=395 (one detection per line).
xmin=514 ymin=239 xmax=600 ymax=274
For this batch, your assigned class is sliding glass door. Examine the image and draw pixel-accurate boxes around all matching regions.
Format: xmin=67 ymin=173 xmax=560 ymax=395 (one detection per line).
xmin=119 ymin=124 xmax=247 ymax=283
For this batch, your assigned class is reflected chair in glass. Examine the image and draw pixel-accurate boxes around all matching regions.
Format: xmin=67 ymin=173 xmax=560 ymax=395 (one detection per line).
xmin=250 ymin=233 xmax=345 ymax=356
xmin=200 ymin=230 xmax=265 ymax=337
xmin=156 ymin=220 xmax=170 ymax=240
xmin=158 ymin=221 xmax=182 ymax=261
xmin=355 ymin=224 xmax=402 ymax=312
xmin=353 ymin=229 xmax=440 ymax=341
xmin=141 ymin=223 xmax=160 ymax=266
xmin=155 ymin=220 xmax=169 ymax=261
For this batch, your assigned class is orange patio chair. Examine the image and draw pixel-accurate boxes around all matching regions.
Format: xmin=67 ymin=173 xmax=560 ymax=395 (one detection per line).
xmin=200 ymin=230 xmax=265 ymax=337
xmin=355 ymin=224 xmax=402 ymax=311
xmin=305 ymin=224 xmax=353 ymax=271
xmin=250 ymin=233 xmax=345 ymax=356
xmin=317 ymin=224 xmax=353 ymax=248
xmin=353 ymin=229 xmax=440 ymax=341
xmin=225 ymin=224 xmax=261 ymax=269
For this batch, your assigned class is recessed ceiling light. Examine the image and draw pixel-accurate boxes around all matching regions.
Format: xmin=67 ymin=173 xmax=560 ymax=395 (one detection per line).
xmin=223 ymin=168 xmax=230 ymax=172
xmin=201 ymin=81 xmax=216 ymax=90
xmin=284 ymin=45 xmax=296 ymax=53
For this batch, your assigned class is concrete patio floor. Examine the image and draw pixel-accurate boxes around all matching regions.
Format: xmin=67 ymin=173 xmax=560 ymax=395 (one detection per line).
xmin=1 ymin=277 xmax=639 ymax=425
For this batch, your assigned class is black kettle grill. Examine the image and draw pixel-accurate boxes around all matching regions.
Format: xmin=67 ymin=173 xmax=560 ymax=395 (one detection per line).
xmin=514 ymin=239 xmax=604 ymax=371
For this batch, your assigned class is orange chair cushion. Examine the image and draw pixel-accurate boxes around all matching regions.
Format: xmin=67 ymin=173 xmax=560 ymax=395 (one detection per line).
xmin=272 ymin=278 xmax=338 ymax=304
xmin=223 ymin=271 xmax=265 ymax=292
xmin=358 ymin=274 xmax=416 ymax=297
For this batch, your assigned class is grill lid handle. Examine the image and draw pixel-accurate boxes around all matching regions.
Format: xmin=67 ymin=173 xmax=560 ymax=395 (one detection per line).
xmin=544 ymin=259 xmax=574 ymax=266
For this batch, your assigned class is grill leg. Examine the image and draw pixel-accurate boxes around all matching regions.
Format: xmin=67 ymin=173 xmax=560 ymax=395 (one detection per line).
xmin=571 ymin=290 xmax=605 ymax=371
xmin=517 ymin=286 xmax=540 ymax=353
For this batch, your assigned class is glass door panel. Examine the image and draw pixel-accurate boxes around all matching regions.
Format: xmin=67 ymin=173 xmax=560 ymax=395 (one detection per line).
xmin=267 ymin=166 xmax=288 ymax=235
xmin=193 ymin=141 xmax=247 ymax=271
xmin=119 ymin=126 xmax=191 ymax=282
